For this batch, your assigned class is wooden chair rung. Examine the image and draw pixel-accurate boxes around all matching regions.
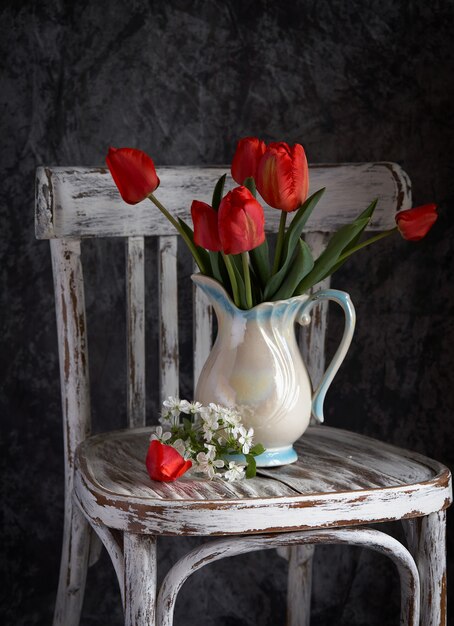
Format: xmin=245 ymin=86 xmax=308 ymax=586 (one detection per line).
xmin=193 ymin=262 xmax=213 ymax=392
xmin=158 ymin=236 xmax=179 ymax=403
xmin=126 ymin=236 xmax=146 ymax=428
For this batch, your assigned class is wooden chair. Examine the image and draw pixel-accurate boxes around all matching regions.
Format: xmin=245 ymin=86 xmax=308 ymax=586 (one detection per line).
xmin=35 ymin=163 xmax=451 ymax=626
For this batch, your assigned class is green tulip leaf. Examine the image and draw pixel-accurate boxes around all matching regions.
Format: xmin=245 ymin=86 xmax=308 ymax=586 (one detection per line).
xmin=249 ymin=239 xmax=270 ymax=289
xmin=250 ymin=443 xmax=266 ymax=456
xmin=177 ymin=217 xmax=211 ymax=274
xmin=183 ymin=417 xmax=192 ymax=432
xmin=263 ymin=188 xmax=325 ymax=299
xmin=245 ymin=454 xmax=257 ymax=479
xmin=312 ymin=199 xmax=378 ymax=283
xmin=211 ymin=173 xmax=227 ymax=211
xmin=294 ymin=217 xmax=370 ymax=295
xmin=230 ymin=254 xmax=248 ymax=309
xmin=272 ymin=239 xmax=314 ymax=301
xmin=208 ymin=251 xmax=224 ymax=284
xmin=243 ymin=176 xmax=257 ymax=197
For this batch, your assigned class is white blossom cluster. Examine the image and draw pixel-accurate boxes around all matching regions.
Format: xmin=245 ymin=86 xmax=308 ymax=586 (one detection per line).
xmin=150 ymin=397 xmax=261 ymax=481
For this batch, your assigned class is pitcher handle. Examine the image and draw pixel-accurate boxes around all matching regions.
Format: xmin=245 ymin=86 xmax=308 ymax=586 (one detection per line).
xmin=298 ymin=289 xmax=356 ymax=424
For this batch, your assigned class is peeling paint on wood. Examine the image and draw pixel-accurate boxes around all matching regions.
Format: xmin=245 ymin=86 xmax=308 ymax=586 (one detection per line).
xmin=124 ymin=533 xmax=157 ymax=626
xmin=41 ymin=164 xmax=451 ymax=626
xmin=35 ymin=163 xmax=411 ymax=240
xmin=193 ymin=260 xmax=213 ymax=388
xmin=73 ymin=426 xmax=451 ymax=538
xmin=156 ymin=528 xmax=420 ymax=626
xmin=300 ymin=233 xmax=331 ymax=392
xmin=158 ymin=236 xmax=179 ymax=401
xmin=403 ymin=511 xmax=447 ymax=625
xmin=126 ymin=236 xmax=146 ymax=428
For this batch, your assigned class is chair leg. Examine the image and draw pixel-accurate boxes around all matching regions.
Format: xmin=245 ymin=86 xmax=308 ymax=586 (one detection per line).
xmin=287 ymin=545 xmax=314 ymax=626
xmin=124 ymin=532 xmax=157 ymax=626
xmin=403 ymin=511 xmax=447 ymax=626
xmin=53 ymin=501 xmax=91 ymax=626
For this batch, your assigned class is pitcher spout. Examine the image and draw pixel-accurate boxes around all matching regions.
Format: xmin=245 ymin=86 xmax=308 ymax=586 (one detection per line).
xmin=191 ymin=274 xmax=238 ymax=319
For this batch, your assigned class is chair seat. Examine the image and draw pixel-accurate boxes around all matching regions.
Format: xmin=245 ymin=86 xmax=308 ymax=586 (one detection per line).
xmin=74 ymin=425 xmax=451 ymax=536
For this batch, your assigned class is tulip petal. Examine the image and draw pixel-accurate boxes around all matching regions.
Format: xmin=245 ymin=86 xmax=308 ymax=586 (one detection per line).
xmin=395 ymin=204 xmax=438 ymax=241
xmin=257 ymin=142 xmax=309 ymax=212
xmin=231 ymin=137 xmax=266 ymax=185
xmin=146 ymin=440 xmax=192 ymax=482
xmin=218 ymin=187 xmax=265 ymax=255
xmin=191 ymin=200 xmax=222 ymax=251
xmin=106 ymin=147 xmax=160 ymax=205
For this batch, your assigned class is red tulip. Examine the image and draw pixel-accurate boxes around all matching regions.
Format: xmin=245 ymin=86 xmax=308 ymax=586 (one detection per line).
xmin=106 ymin=147 xmax=160 ymax=205
xmin=231 ymin=137 xmax=266 ymax=185
xmin=146 ymin=440 xmax=192 ymax=482
xmin=256 ymin=142 xmax=309 ymax=212
xmin=191 ymin=200 xmax=222 ymax=251
xmin=218 ymin=186 xmax=265 ymax=255
xmin=395 ymin=204 xmax=438 ymax=241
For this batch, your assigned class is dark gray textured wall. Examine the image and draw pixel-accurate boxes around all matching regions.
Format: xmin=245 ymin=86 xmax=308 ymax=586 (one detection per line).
xmin=2 ymin=1 xmax=454 ymax=624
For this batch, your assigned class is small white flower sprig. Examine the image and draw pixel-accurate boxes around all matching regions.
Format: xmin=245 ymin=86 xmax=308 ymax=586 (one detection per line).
xmin=151 ymin=397 xmax=266 ymax=481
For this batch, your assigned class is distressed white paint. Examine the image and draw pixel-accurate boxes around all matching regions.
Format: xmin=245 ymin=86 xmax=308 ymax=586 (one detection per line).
xmin=126 ymin=236 xmax=146 ymax=428
xmin=403 ymin=511 xmax=447 ymax=626
xmin=38 ymin=164 xmax=452 ymax=626
xmin=124 ymin=533 xmax=157 ymax=626
xmin=300 ymin=233 xmax=331 ymax=390
xmin=50 ymin=239 xmax=92 ymax=626
xmin=193 ymin=262 xmax=213 ymax=387
xmin=158 ymin=236 xmax=179 ymax=402
xmin=156 ymin=528 xmax=420 ymax=626
xmin=73 ymin=426 xmax=451 ymax=538
xmin=286 ymin=544 xmax=314 ymax=626
xmin=52 ymin=502 xmax=91 ymax=626
xmin=292 ymin=233 xmax=331 ymax=624
xmin=35 ymin=163 xmax=411 ymax=240
xmin=77 ymin=496 xmax=125 ymax=606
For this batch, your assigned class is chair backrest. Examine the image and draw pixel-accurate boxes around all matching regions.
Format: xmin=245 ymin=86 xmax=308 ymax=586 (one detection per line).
xmin=35 ymin=163 xmax=411 ymax=486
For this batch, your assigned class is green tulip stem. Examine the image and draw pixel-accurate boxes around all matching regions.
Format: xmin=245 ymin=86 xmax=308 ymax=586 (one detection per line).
xmin=242 ymin=252 xmax=253 ymax=309
xmin=148 ymin=193 xmax=207 ymax=274
xmin=222 ymin=253 xmax=241 ymax=308
xmin=337 ymin=227 xmax=398 ymax=263
xmin=273 ymin=211 xmax=287 ymax=273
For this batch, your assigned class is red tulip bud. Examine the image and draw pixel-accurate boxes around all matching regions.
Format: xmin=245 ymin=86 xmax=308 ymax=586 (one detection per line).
xmin=395 ymin=204 xmax=438 ymax=241
xmin=106 ymin=147 xmax=160 ymax=205
xmin=256 ymin=142 xmax=309 ymax=212
xmin=218 ymin=186 xmax=265 ymax=255
xmin=146 ymin=440 xmax=192 ymax=482
xmin=231 ymin=136 xmax=266 ymax=185
xmin=191 ymin=200 xmax=222 ymax=251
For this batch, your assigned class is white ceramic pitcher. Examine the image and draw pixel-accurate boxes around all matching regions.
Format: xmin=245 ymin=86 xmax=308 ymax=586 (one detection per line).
xmin=193 ymin=274 xmax=356 ymax=466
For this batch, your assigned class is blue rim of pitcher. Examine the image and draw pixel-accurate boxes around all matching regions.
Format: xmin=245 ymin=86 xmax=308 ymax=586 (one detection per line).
xmin=224 ymin=445 xmax=298 ymax=468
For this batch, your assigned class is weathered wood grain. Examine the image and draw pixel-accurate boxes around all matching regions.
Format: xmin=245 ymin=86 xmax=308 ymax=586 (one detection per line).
xmin=156 ymin=528 xmax=420 ymax=626
xmin=50 ymin=239 xmax=92 ymax=626
xmin=290 ymin=232 xmax=330 ymax=626
xmin=193 ymin=263 xmax=213 ymax=388
xmin=35 ymin=163 xmax=411 ymax=239
xmin=73 ymin=426 xmax=451 ymax=537
xmin=403 ymin=511 xmax=447 ymax=626
xmin=124 ymin=533 xmax=157 ymax=626
xmin=126 ymin=236 xmax=146 ymax=428
xmin=40 ymin=163 xmax=453 ymax=626
xmin=77 ymin=498 xmax=125 ymax=606
xmin=158 ymin=236 xmax=179 ymax=402
xmin=286 ymin=544 xmax=314 ymax=626
xmin=300 ymin=233 xmax=331 ymax=391
xmin=52 ymin=503 xmax=91 ymax=626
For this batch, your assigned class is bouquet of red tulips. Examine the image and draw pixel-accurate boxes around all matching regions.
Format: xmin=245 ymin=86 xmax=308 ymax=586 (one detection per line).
xmin=107 ymin=138 xmax=437 ymax=310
